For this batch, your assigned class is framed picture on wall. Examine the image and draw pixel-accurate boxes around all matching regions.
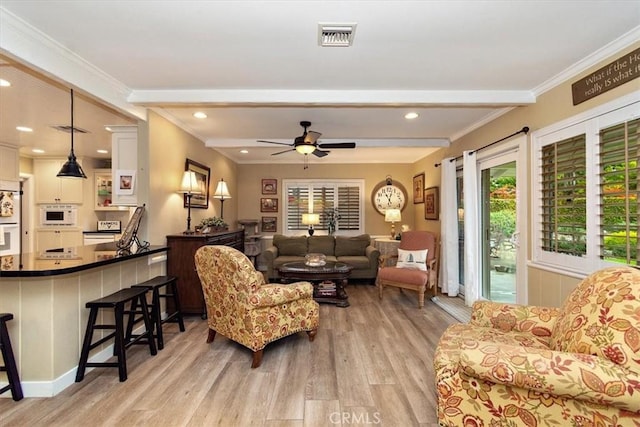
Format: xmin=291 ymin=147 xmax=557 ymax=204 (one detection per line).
xmin=413 ymin=173 xmax=425 ymax=204
xmin=260 ymin=197 xmax=278 ymax=212
xmin=184 ymin=158 xmax=210 ymax=209
xmin=262 ymin=179 xmax=277 ymax=195
xmin=424 ymin=186 xmax=439 ymax=220
xmin=261 ymin=216 xmax=277 ymax=232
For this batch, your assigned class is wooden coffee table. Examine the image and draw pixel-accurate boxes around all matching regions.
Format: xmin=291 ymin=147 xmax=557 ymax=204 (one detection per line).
xmin=278 ymin=261 xmax=353 ymax=307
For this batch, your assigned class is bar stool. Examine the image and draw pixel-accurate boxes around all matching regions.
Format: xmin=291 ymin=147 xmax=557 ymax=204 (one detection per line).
xmin=0 ymin=313 xmax=23 ymax=401
xmin=127 ymin=275 xmax=185 ymax=350
xmin=76 ymin=288 xmax=157 ymax=383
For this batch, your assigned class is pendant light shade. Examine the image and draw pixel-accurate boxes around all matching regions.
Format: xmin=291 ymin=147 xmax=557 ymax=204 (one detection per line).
xmin=57 ymin=89 xmax=87 ymax=179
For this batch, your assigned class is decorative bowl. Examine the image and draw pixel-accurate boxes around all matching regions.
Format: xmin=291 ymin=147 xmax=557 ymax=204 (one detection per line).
xmin=305 ymin=253 xmax=326 ymax=266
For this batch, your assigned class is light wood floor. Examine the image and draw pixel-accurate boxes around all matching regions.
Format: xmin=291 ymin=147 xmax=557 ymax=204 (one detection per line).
xmin=0 ymin=285 xmax=458 ymax=427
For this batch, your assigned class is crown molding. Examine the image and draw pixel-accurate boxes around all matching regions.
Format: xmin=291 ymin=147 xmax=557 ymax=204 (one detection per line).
xmin=533 ymin=25 xmax=640 ymax=97
xmin=0 ymin=7 xmax=146 ymax=120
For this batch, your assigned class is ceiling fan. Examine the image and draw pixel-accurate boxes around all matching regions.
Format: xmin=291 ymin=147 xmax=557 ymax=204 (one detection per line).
xmin=257 ymin=121 xmax=356 ymax=158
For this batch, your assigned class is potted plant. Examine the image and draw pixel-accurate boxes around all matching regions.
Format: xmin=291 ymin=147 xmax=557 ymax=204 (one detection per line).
xmin=199 ymin=216 xmax=228 ymax=233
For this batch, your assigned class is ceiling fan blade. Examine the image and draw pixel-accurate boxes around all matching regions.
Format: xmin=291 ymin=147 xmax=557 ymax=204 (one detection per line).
xmin=271 ymin=148 xmax=295 ymax=156
xmin=257 ymin=139 xmax=292 ymax=147
xmin=312 ymin=149 xmax=329 ymax=158
xmin=318 ymin=142 xmax=356 ymax=149
xmin=304 ymin=131 xmax=322 ymax=144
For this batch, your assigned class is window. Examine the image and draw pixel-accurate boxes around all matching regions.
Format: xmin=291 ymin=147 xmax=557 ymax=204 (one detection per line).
xmin=532 ymin=94 xmax=639 ymax=274
xmin=283 ymin=179 xmax=364 ymax=235
xmin=599 ymin=118 xmax=639 ymax=266
xmin=540 ymin=134 xmax=587 ymax=256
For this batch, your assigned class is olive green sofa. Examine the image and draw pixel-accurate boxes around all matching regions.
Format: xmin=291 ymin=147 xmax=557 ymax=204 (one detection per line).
xmin=263 ymin=234 xmax=380 ymax=282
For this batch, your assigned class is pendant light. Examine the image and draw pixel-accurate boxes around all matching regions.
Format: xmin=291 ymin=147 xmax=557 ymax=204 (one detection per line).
xmin=57 ymin=89 xmax=87 ymax=179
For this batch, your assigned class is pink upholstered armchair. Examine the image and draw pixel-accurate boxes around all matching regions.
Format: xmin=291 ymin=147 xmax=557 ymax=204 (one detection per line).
xmin=376 ymin=231 xmax=439 ymax=308
xmin=194 ymin=245 xmax=319 ymax=368
xmin=434 ymin=266 xmax=640 ymax=426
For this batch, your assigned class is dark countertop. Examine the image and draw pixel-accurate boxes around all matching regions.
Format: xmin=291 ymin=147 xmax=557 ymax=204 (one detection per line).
xmin=0 ymin=243 xmax=168 ymax=278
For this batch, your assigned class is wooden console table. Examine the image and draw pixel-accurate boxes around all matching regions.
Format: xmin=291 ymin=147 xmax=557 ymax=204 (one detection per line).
xmin=166 ymin=230 xmax=244 ymax=316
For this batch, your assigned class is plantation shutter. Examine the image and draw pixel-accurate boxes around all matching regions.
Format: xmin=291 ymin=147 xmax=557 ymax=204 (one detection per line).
xmin=540 ymin=134 xmax=587 ymax=256
xmin=286 ymin=185 xmax=310 ymax=231
xmin=312 ymin=186 xmax=335 ymax=229
xmin=598 ymin=118 xmax=640 ymax=266
xmin=283 ymin=179 xmax=364 ymax=234
xmin=337 ymin=185 xmax=360 ymax=230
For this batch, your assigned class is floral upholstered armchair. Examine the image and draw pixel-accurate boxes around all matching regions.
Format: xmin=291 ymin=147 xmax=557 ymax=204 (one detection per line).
xmin=434 ymin=266 xmax=640 ymax=427
xmin=194 ymin=245 xmax=319 ymax=368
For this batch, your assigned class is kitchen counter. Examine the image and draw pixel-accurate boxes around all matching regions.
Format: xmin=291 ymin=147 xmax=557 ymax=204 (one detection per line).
xmin=0 ymin=243 xmax=169 ymax=396
xmin=0 ymin=243 xmax=168 ymax=277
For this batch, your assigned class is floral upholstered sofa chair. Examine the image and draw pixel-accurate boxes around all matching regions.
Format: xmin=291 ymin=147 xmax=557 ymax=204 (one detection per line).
xmin=434 ymin=266 xmax=640 ymax=427
xmin=194 ymin=245 xmax=319 ymax=368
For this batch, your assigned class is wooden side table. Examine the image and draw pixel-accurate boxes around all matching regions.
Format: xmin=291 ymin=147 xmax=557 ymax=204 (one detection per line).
xmin=374 ymin=238 xmax=401 ymax=266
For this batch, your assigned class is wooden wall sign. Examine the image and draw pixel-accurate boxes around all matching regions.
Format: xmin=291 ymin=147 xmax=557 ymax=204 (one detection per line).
xmin=571 ymin=47 xmax=640 ymax=106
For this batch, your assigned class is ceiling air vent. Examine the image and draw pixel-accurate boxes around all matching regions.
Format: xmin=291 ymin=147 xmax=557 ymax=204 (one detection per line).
xmin=318 ymin=23 xmax=357 ymax=47
xmin=50 ymin=125 xmax=89 ymax=134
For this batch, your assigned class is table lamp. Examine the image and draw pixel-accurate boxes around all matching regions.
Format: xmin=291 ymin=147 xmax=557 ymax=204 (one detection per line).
xmin=301 ymin=213 xmax=320 ymax=236
xmin=179 ymin=171 xmax=201 ymax=234
xmin=385 ymin=208 xmax=401 ymax=239
xmin=213 ymin=178 xmax=232 ymax=218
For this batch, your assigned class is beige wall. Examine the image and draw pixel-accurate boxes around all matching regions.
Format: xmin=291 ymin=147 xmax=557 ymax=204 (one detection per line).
xmin=412 ymin=42 xmax=640 ymax=307
xmin=236 ymin=163 xmax=415 ymax=237
xmin=146 ymin=111 xmax=238 ymax=244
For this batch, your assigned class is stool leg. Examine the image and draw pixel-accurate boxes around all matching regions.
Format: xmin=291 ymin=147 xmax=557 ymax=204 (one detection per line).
xmin=124 ymin=294 xmax=141 ymax=344
xmin=139 ymin=296 xmax=157 ymax=356
xmin=114 ymin=304 xmax=128 ymax=382
xmin=76 ymin=308 xmax=99 ymax=382
xmin=170 ymin=279 xmax=186 ymax=332
xmin=0 ymin=320 xmax=23 ymax=401
xmin=150 ymin=287 xmax=163 ymax=350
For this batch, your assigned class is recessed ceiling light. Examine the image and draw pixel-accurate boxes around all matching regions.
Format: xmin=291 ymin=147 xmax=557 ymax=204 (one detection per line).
xmin=104 ymin=126 xmax=112 ymax=132
xmin=16 ymin=126 xmax=33 ymax=132
xmin=404 ymin=112 xmax=419 ymax=120
xmin=32 ymin=148 xmax=45 ymax=154
xmin=0 ymin=79 xmax=11 ymax=87
xmin=97 ymin=149 xmax=109 ymax=154
xmin=240 ymin=149 xmax=249 ymax=154
xmin=193 ymin=112 xmax=207 ymax=119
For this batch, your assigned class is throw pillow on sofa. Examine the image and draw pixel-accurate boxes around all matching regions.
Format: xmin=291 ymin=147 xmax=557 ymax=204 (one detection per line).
xmin=308 ymin=235 xmax=335 ymax=255
xmin=335 ymin=234 xmax=370 ymax=256
xmin=273 ymin=234 xmax=308 ymax=256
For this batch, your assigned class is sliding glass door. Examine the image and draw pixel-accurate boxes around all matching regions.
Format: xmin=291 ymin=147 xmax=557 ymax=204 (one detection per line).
xmin=480 ymin=154 xmax=519 ymax=303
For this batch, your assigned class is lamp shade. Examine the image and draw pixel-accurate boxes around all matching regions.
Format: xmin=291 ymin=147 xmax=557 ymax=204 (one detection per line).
xmin=179 ymin=171 xmax=201 ymax=194
xmin=385 ymin=208 xmax=401 ymax=223
xmin=295 ymin=144 xmax=316 ymax=155
xmin=301 ymin=213 xmax=320 ymax=225
xmin=213 ymin=179 xmax=231 ymax=199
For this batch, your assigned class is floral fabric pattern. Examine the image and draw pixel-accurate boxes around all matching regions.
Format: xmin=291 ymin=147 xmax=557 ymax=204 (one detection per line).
xmin=435 ymin=266 xmax=640 ymax=427
xmin=194 ymin=245 xmax=319 ymax=352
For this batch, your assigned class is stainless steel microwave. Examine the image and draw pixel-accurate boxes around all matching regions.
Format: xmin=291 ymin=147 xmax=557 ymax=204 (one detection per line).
xmin=39 ymin=205 xmax=78 ymax=226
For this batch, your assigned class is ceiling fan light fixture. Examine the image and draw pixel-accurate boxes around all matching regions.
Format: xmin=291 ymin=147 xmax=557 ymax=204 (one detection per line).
xmin=296 ymin=144 xmax=316 ymax=155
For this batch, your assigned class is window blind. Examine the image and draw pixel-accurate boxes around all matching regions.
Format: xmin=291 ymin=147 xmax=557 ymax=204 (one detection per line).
xmin=598 ymin=118 xmax=639 ymax=266
xmin=540 ymin=134 xmax=587 ymax=256
xmin=283 ymin=180 xmax=363 ymax=234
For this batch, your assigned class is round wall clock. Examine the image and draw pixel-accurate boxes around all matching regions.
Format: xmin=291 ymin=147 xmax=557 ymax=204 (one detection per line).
xmin=371 ymin=178 xmax=408 ymax=215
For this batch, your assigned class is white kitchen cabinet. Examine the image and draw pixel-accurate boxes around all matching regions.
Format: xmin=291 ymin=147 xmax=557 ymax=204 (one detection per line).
xmin=36 ymin=228 xmax=82 ymax=251
xmin=94 ymin=169 xmax=116 ymax=210
xmin=34 ymin=158 xmax=85 ymax=204
xmin=110 ymin=127 xmax=138 ymax=206
xmin=0 ymin=144 xmax=19 ymax=183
